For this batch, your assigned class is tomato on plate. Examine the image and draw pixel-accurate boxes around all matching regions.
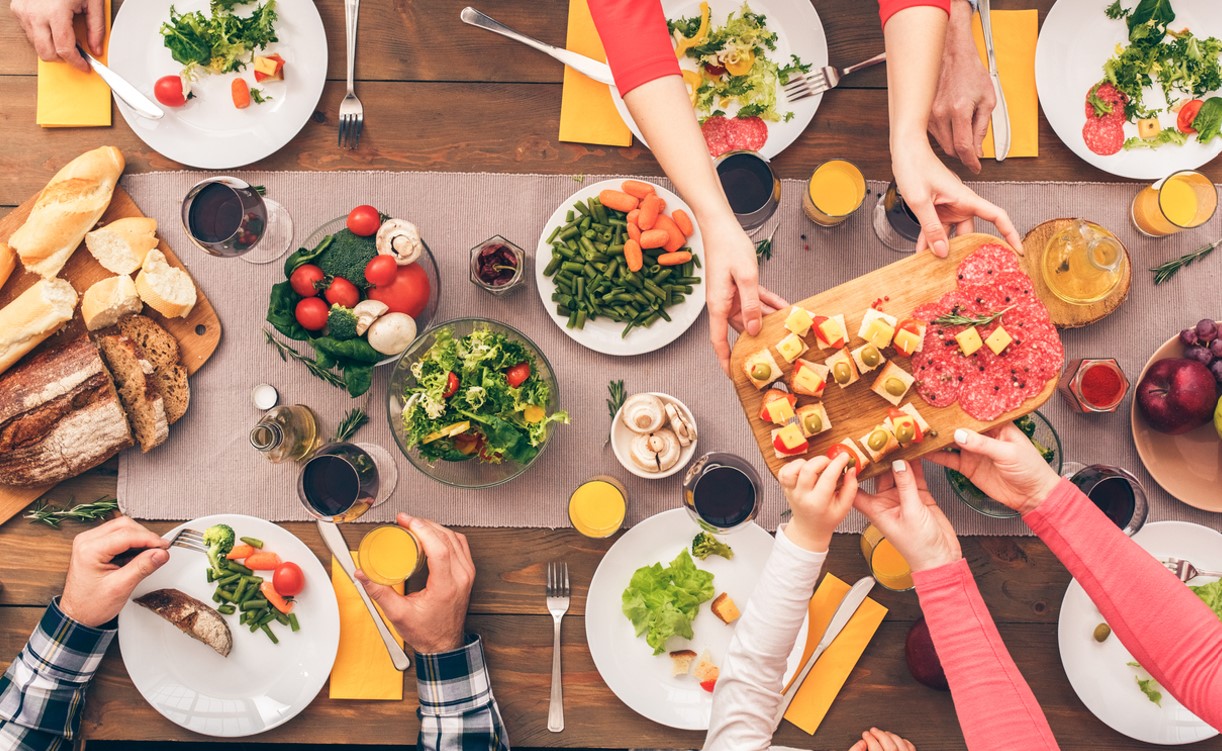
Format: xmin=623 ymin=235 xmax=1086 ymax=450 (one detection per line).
xmin=295 ymin=297 xmax=329 ymax=330
xmin=324 ymin=276 xmax=360 ymax=307
xmin=443 ymin=372 xmax=460 ymax=398
xmin=289 ymin=264 xmax=324 ymax=297
xmin=506 ymin=362 xmax=530 ymax=388
xmin=826 ymin=444 xmax=862 ymax=475
xmin=154 ymin=75 xmax=188 ymax=107
xmin=367 ymin=262 xmax=430 ymax=316
xmin=365 ymin=254 xmax=398 ymax=287
xmin=272 ymin=562 xmax=305 ymax=597
xmin=347 ymin=205 xmax=381 ymax=236
xmin=1178 ymin=99 xmax=1204 ymax=134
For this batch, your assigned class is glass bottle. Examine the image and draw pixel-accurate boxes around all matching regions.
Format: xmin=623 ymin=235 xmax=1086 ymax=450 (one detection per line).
xmin=1040 ymin=219 xmax=1127 ymax=305
xmin=250 ymin=405 xmax=322 ymax=463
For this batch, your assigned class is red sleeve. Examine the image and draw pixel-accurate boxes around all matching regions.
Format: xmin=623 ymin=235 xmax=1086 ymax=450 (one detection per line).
xmin=587 ymin=0 xmax=681 ymax=95
xmin=1025 ymin=479 xmax=1222 ymax=731
xmin=878 ymin=0 xmax=951 ymax=28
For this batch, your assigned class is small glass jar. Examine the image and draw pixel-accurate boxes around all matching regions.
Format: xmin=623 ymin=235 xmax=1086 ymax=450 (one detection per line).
xmin=469 ymin=235 xmax=526 ymax=295
xmin=1059 ymin=358 xmax=1130 ymax=413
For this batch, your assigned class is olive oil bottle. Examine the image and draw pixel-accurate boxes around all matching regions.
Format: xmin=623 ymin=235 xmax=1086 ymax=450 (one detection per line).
xmin=250 ymin=405 xmax=322 ymax=463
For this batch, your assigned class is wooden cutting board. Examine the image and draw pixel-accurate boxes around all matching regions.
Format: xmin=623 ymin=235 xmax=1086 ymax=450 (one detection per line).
xmin=0 ymin=185 xmax=222 ymax=525
xmin=730 ymin=233 xmax=1059 ymax=481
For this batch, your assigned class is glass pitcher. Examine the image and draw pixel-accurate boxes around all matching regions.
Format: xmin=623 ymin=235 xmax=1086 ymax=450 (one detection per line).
xmin=1040 ymin=219 xmax=1127 ymax=305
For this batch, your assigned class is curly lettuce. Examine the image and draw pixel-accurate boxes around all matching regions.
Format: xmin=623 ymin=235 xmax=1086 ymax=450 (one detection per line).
xmin=622 ymin=549 xmax=715 ymax=655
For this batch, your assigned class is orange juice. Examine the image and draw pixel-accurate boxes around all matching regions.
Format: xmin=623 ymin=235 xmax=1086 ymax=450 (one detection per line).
xmin=357 ymin=525 xmax=420 ymax=586
xmin=803 ymin=159 xmax=867 ymax=226
xmin=568 ymin=476 xmax=627 ymax=538
xmin=861 ymin=523 xmax=914 ymax=591
xmin=1131 ymin=171 xmax=1218 ymax=237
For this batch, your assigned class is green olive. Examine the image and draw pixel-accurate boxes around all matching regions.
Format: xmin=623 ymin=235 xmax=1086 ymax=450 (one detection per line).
xmin=884 ymin=377 xmax=907 ymax=396
xmin=833 ymin=362 xmax=852 ymax=384
xmin=895 ymin=423 xmax=915 ymax=444
xmin=1093 ymin=623 xmax=1111 ymax=643
xmin=804 ymin=413 xmax=823 ymax=434
xmin=751 ymin=363 xmax=771 ymax=381
xmin=861 ymin=346 xmax=881 ymax=367
xmin=867 ymin=429 xmax=889 ymax=452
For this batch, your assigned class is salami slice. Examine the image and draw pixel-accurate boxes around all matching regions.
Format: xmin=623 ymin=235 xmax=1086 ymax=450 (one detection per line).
xmin=1083 ymin=120 xmax=1125 ymax=156
xmin=726 ymin=116 xmax=768 ymax=152
xmin=701 ymin=116 xmax=734 ymax=157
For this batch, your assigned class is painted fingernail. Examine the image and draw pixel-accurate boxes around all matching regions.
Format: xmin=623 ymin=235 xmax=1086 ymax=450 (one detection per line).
xmin=892 ymin=459 xmax=907 ymax=473
xmin=954 ymin=428 xmax=970 ymax=444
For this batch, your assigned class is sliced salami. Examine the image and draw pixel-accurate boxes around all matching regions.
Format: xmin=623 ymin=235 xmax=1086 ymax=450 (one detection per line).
xmin=1083 ymin=120 xmax=1125 ymax=156
xmin=701 ymin=116 xmax=734 ymax=157
xmin=726 ymin=116 xmax=768 ymax=152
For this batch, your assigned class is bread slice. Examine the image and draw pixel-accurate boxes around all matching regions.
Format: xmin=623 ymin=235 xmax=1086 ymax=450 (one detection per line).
xmin=0 ymin=241 xmax=15 ymax=292
xmin=669 ymin=649 xmax=697 ymax=677
xmin=0 ymin=277 xmax=79 ymax=377
xmin=711 ymin=593 xmax=741 ymax=625
xmin=134 ymin=588 xmax=232 ymax=657
xmin=692 ymin=650 xmax=720 ymax=683
xmin=95 ymin=333 xmax=168 ymax=452
xmin=86 ymin=216 xmax=158 ymax=275
xmin=135 ymin=249 xmax=196 ymax=318
xmin=116 ymin=315 xmax=189 ymax=424
xmin=82 ymin=275 xmax=143 ymax=331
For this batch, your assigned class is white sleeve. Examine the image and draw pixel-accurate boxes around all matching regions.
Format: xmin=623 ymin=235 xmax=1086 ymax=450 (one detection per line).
xmin=702 ymin=525 xmax=827 ymax=751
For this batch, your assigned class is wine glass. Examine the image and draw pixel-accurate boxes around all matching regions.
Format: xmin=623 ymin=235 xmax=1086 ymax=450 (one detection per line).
xmin=681 ymin=452 xmax=761 ymax=535
xmin=296 ymin=442 xmax=399 ymax=522
xmin=181 ymin=176 xmax=293 ymax=265
xmin=871 ymin=182 xmax=921 ymax=252
xmin=1067 ymin=464 xmax=1149 ymax=537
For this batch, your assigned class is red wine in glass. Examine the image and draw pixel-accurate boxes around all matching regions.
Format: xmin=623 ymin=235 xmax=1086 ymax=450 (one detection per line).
xmin=181 ymin=176 xmax=293 ymax=265
xmin=682 ymin=452 xmax=762 ymax=534
xmin=1068 ymin=464 xmax=1148 ymax=536
xmin=296 ymin=442 xmax=399 ymax=522
xmin=872 ymin=181 xmax=923 ymax=252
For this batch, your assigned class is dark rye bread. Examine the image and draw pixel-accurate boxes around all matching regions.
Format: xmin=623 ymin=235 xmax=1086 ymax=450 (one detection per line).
xmin=115 ymin=315 xmax=189 ymax=423
xmin=95 ymin=333 xmax=169 ymax=452
xmin=0 ymin=335 xmax=133 ymax=486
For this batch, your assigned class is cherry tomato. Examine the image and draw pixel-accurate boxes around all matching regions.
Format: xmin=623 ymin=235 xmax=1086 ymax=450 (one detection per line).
xmin=1178 ymin=99 xmax=1204 ymax=134
xmin=347 ymin=205 xmax=381 ymax=236
xmin=295 ymin=297 xmax=329 ymax=331
xmin=364 ymin=254 xmax=398 ymax=287
xmin=154 ymin=75 xmax=188 ymax=107
xmin=367 ymin=262 xmax=431 ymax=316
xmin=324 ymin=276 xmax=360 ymax=308
xmin=506 ymin=362 xmax=530 ymax=388
xmin=826 ymin=444 xmax=862 ymax=475
xmin=289 ymin=264 xmax=324 ymax=297
xmin=272 ymin=562 xmax=305 ymax=597
xmin=703 ymin=63 xmax=726 ymax=76
xmin=443 ymin=372 xmax=460 ymax=398
xmin=700 ymin=679 xmax=717 ymax=693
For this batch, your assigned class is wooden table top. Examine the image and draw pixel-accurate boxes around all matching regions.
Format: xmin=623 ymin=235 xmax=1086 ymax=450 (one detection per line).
xmin=1 ymin=0 xmax=1219 ymax=749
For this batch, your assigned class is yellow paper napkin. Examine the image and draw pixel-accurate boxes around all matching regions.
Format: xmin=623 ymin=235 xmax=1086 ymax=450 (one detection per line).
xmin=972 ymin=9 xmax=1039 ymax=158
xmin=781 ymin=573 xmax=888 ymax=735
xmin=36 ymin=0 xmax=112 ymax=128
xmin=558 ymin=0 xmax=632 ymax=147
xmin=329 ymin=552 xmax=406 ymax=700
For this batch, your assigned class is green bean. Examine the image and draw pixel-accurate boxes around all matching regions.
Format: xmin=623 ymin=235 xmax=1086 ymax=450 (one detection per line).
xmin=622 ymin=321 xmax=636 ymax=338
xmin=565 ymin=210 xmax=575 ymax=223
xmin=543 ymin=255 xmax=563 ymax=276
xmin=215 ymin=589 xmax=237 ymax=604
xmin=658 ymin=307 xmax=672 ymax=322
xmin=232 ymin=580 xmax=249 ymax=604
xmin=257 ymin=610 xmax=278 ymax=627
xmin=591 ymin=199 xmax=608 ymax=225
xmin=566 ymin=311 xmax=578 ymax=329
xmin=652 ymin=269 xmax=673 ymax=283
xmin=643 ymin=279 xmax=667 ymax=298
xmin=643 ymin=312 xmax=661 ymax=327
xmin=580 ymin=216 xmax=592 ymax=231
xmin=218 ymin=604 xmax=236 ymax=615
xmin=692 ymin=253 xmax=702 ymax=268
xmin=607 ymin=217 xmax=627 ymax=227
xmin=261 ymin=624 xmax=280 ymax=644
xmin=288 ymin=613 xmax=300 ymax=632
xmin=647 ymin=264 xmax=662 ymax=275
xmin=226 ymin=561 xmax=253 ymax=576
xmin=673 ymin=276 xmax=701 ymax=285
xmin=574 ymin=277 xmax=584 ymax=299
xmin=575 ymin=200 xmax=590 ymax=216
xmin=582 ymin=263 xmax=597 ymax=280
xmin=275 ymin=612 xmax=291 ymax=626
xmin=560 ymin=261 xmax=584 ymax=274
xmin=240 ymin=598 xmax=269 ymax=611
xmin=212 ymin=591 xmax=224 ymax=604
xmin=574 ymin=310 xmax=587 ymax=329
xmin=206 ymin=569 xmax=217 ymax=583
xmin=559 ymin=226 xmax=580 ymax=241
xmin=546 ymin=225 xmax=562 ymax=244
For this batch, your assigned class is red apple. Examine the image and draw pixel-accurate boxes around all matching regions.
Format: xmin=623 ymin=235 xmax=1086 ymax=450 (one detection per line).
xmin=905 ymin=617 xmax=948 ymax=691
xmin=1136 ymin=358 xmax=1218 ymax=435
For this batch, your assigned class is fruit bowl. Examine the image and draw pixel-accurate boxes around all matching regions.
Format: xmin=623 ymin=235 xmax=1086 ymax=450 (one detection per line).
xmin=947 ymin=411 xmax=1062 ymax=518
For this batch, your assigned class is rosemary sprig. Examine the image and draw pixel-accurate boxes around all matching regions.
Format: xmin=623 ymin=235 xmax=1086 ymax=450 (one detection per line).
xmin=1151 ymin=238 xmax=1221 ymax=285
xmin=604 ymin=379 xmax=626 ymax=446
xmin=755 ymin=237 xmax=773 ymax=261
xmin=263 ymin=330 xmax=346 ymax=390
xmin=25 ymin=496 xmax=119 ymax=528
xmin=333 ymin=408 xmax=369 ymax=443
xmin=933 ymin=304 xmax=1016 ymax=328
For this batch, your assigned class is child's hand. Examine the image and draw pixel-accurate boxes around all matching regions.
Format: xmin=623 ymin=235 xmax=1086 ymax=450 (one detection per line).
xmin=777 ymin=452 xmax=858 ymax=552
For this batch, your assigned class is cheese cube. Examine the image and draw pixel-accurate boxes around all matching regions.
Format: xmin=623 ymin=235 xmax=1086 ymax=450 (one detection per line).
xmin=859 ymin=425 xmax=899 ymax=463
xmin=776 ymin=332 xmax=809 ymax=363
xmin=760 ymin=392 xmax=796 ymax=425
xmin=790 ymin=359 xmax=829 ymax=398
xmin=784 ymin=306 xmax=815 ymax=337
xmin=743 ymin=349 xmax=783 ymax=389
xmin=796 ymin=402 xmax=831 ymax=438
xmin=871 ymin=361 xmax=915 ymax=406
xmin=772 ymin=425 xmax=809 ymax=458
xmin=825 ymin=348 xmax=860 ymax=389
xmin=858 ymin=308 xmax=898 ymax=350
xmin=813 ymin=314 xmax=848 ymax=350
xmin=984 ymin=326 xmax=1013 ymax=355
xmin=1137 ymin=117 xmax=1161 ymax=140
xmin=851 ymin=343 xmax=887 ymax=374
xmin=955 ymin=326 xmax=983 ymax=357
xmin=892 ymin=322 xmax=925 ymax=357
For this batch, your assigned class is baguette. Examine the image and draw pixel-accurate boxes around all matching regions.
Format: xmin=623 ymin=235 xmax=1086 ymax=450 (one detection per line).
xmin=0 ymin=242 xmax=15 ymax=292
xmin=82 ymin=275 xmax=142 ymax=331
xmin=85 ymin=216 xmax=158 ymax=275
xmin=0 ymin=278 xmax=79 ymax=377
xmin=134 ymin=588 xmax=233 ymax=658
xmin=135 ymin=249 xmax=196 ymax=318
xmin=8 ymin=146 xmax=125 ymax=278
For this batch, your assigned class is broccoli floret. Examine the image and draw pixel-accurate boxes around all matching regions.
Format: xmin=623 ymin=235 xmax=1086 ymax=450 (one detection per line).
xmin=317 ymin=229 xmax=378 ymax=288
xmin=327 ymin=304 xmax=359 ymax=340
xmin=203 ymin=524 xmax=235 ymax=575
xmin=692 ymin=532 xmax=734 ymax=561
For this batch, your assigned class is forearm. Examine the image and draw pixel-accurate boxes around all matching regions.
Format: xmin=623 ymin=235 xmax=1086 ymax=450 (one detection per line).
xmin=415 ymin=636 xmax=509 ymax=751
xmin=883 ymin=6 xmax=949 ymax=150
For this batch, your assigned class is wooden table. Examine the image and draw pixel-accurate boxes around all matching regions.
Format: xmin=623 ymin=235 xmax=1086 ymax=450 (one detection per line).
xmin=0 ymin=1 xmax=1219 ymax=748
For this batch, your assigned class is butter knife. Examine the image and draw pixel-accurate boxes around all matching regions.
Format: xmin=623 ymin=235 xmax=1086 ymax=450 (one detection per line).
xmin=316 ymin=519 xmax=411 ymax=671
xmin=978 ymin=0 xmax=1010 ymax=161
xmin=774 ymin=576 xmax=876 ymax=727
xmin=460 ymin=7 xmax=615 ymax=87
xmin=77 ymin=45 xmax=165 ymax=121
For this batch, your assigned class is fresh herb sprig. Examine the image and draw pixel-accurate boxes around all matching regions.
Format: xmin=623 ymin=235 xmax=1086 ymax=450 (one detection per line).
xmin=333 ymin=408 xmax=369 ymax=442
xmin=933 ymin=304 xmax=1016 ymax=328
xmin=1151 ymin=238 xmax=1220 ymax=285
xmin=264 ymin=329 xmax=346 ymax=390
xmin=25 ymin=496 xmax=119 ymax=528
xmin=605 ymin=379 xmax=626 ymax=446
xmin=755 ymin=237 xmax=773 ymax=261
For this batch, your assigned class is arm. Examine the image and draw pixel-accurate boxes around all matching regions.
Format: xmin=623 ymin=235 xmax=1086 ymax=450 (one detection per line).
xmin=415 ymin=636 xmax=509 ymax=751
xmin=929 ymin=0 xmax=995 ymax=173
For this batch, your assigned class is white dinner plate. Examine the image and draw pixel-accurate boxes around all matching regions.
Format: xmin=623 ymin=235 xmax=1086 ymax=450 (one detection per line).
xmin=119 ymin=514 xmax=340 ymax=738
xmin=1035 ymin=0 xmax=1222 ymax=179
xmin=535 ymin=180 xmax=706 ymax=357
xmin=1057 ymin=521 xmax=1221 ymax=745
xmin=609 ymin=0 xmax=828 ymax=159
xmin=586 ymin=508 xmax=809 ymax=730
xmin=108 ymin=0 xmax=328 ymax=169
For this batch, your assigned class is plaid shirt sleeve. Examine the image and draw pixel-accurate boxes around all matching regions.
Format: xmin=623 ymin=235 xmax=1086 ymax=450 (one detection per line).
xmin=415 ymin=635 xmax=509 ymax=751
xmin=0 ymin=598 xmax=115 ymax=751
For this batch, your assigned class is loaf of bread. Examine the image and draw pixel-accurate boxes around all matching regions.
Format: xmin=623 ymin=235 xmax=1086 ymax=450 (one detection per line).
xmin=0 ymin=277 xmax=79 ymax=377
xmin=8 ymin=146 xmax=125 ymax=278
xmin=134 ymin=588 xmax=233 ymax=658
xmin=86 ymin=216 xmax=158 ymax=275
xmin=82 ymin=275 xmax=142 ymax=331
xmin=135 ymin=249 xmax=196 ymax=318
xmin=96 ymin=333 xmax=168 ymax=452
xmin=0 ymin=242 xmax=15 ymax=292
xmin=0 ymin=335 xmax=133 ymax=486
xmin=116 ymin=315 xmax=189 ymax=424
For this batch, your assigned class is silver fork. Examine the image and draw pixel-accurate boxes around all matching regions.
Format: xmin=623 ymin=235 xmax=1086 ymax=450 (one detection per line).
xmin=1163 ymin=557 xmax=1222 ymax=583
xmin=783 ymin=52 xmax=887 ymax=102
xmin=338 ymin=0 xmax=364 ymax=149
xmin=112 ymin=528 xmax=208 ymax=566
xmin=546 ymin=561 xmax=570 ymax=733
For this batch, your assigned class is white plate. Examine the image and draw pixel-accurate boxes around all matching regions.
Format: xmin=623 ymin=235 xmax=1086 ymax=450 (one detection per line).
xmin=1057 ymin=521 xmax=1221 ymax=745
xmin=535 ymin=180 xmax=706 ymax=356
xmin=108 ymin=0 xmax=328 ymax=169
xmin=610 ymin=0 xmax=827 ymax=160
xmin=610 ymin=392 xmax=699 ymax=479
xmin=1035 ymin=0 xmax=1222 ymax=180
xmin=586 ymin=508 xmax=808 ymax=730
xmin=119 ymin=515 xmax=340 ymax=738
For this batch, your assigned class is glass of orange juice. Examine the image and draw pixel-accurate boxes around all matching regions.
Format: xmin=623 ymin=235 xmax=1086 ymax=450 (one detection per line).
xmin=861 ymin=523 xmax=914 ymax=592
xmin=803 ymin=159 xmax=867 ymax=227
xmin=1131 ymin=170 xmax=1218 ymax=237
xmin=357 ymin=525 xmax=421 ymax=586
xmin=568 ymin=476 xmax=627 ymax=538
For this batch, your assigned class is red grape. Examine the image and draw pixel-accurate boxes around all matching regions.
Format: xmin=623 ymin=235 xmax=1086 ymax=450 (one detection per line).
xmin=1180 ymin=328 xmax=1199 ymax=346
xmin=1186 ymin=345 xmax=1213 ymax=365
xmin=1195 ymin=319 xmax=1218 ymax=343
xmin=1211 ymin=339 xmax=1222 ymax=359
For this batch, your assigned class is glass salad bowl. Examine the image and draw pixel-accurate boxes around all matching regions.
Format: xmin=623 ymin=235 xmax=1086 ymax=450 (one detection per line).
xmin=946 ymin=410 xmax=1063 ymax=519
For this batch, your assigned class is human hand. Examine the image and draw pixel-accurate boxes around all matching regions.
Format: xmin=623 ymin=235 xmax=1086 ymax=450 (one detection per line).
xmin=10 ymin=0 xmax=105 ymax=73
xmin=929 ymin=0 xmax=995 ymax=174
xmin=854 ymin=460 xmax=961 ymax=573
xmin=925 ymin=424 xmax=1062 ymax=515
xmin=777 ymin=452 xmax=858 ymax=552
xmin=704 ymin=212 xmax=788 ymax=374
xmin=60 ymin=516 xmax=170 ymax=628
xmin=356 ymin=514 xmax=474 ymax=655
xmin=849 ymin=728 xmax=917 ymax=751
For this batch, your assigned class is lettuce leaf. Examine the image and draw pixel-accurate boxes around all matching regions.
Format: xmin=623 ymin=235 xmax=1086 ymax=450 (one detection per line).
xmin=1191 ymin=578 xmax=1222 ymax=618
xmin=621 ymin=549 xmax=715 ymax=655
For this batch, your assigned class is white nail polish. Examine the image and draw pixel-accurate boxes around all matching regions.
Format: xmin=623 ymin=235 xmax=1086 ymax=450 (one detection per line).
xmin=892 ymin=459 xmax=907 ymax=473
xmin=954 ymin=428 xmax=970 ymax=445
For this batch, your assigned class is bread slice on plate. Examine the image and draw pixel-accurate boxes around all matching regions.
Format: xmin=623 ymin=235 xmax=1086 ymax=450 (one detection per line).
xmin=86 ymin=216 xmax=158 ymax=275
xmin=82 ymin=275 xmax=143 ymax=331
xmin=669 ymin=649 xmax=697 ymax=677
xmin=134 ymin=588 xmax=232 ymax=657
xmin=135 ymin=249 xmax=196 ymax=319
xmin=116 ymin=315 xmax=189 ymax=424
xmin=95 ymin=333 xmax=168 ymax=452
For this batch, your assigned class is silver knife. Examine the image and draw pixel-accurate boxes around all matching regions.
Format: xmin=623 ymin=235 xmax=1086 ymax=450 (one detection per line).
xmin=978 ymin=0 xmax=1011 ymax=161
xmin=773 ymin=575 xmax=876 ymax=728
xmin=77 ymin=45 xmax=165 ymax=121
xmin=460 ymin=7 xmax=615 ymax=87
xmin=316 ymin=519 xmax=411 ymax=671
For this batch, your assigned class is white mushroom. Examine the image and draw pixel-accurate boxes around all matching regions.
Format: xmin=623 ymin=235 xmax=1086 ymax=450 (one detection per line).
xmin=621 ymin=393 xmax=666 ymax=433
xmin=366 ymin=312 xmax=417 ymax=355
xmin=664 ymin=402 xmax=697 ymax=447
xmin=629 ymin=429 xmax=682 ymax=473
xmin=352 ymin=299 xmax=389 ymax=336
xmin=376 ymin=219 xmax=423 ymax=266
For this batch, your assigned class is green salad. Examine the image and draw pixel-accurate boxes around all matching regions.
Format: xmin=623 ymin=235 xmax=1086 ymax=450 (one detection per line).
xmin=1126 ymin=579 xmax=1220 ymax=705
xmin=399 ymin=327 xmax=567 ymax=464
xmin=161 ymin=0 xmax=279 ymax=77
xmin=949 ymin=415 xmax=1055 ymax=501
xmin=622 ymin=549 xmax=714 ymax=655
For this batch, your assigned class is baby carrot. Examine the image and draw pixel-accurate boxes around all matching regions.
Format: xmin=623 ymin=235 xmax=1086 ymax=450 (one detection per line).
xmin=621 ymin=180 xmax=656 ymax=199
xmin=261 ymin=581 xmax=295 ymax=614
xmin=226 ymin=544 xmax=255 ymax=561
xmin=244 ymin=551 xmax=282 ymax=570
xmin=652 ymin=214 xmax=686 ymax=252
xmin=638 ymin=194 xmax=662 ymax=230
xmin=627 ymin=221 xmax=641 ymax=242
xmin=657 ymin=251 xmax=693 ymax=266
xmin=624 ymin=239 xmax=644 ymax=272
xmin=599 ymin=189 xmax=639 ymax=213
xmin=232 ymin=78 xmax=251 ymax=109
xmin=639 ymin=229 xmax=670 ymax=249
xmin=627 ymin=209 xmax=639 ymax=225
xmin=671 ymin=209 xmax=694 ymax=237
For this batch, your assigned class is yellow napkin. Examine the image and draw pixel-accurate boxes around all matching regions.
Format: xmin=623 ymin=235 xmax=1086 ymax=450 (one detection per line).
xmin=781 ymin=574 xmax=888 ymax=735
xmin=972 ymin=9 xmax=1039 ymax=158
xmin=558 ymin=0 xmax=631 ymax=147
xmin=329 ymin=552 xmax=406 ymax=700
xmin=36 ymin=0 xmax=112 ymax=128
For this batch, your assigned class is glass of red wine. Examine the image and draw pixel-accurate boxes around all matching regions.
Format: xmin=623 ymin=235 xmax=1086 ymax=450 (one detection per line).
xmin=297 ymin=442 xmax=399 ymax=522
xmin=1068 ymin=464 xmax=1149 ymax=537
xmin=872 ymin=182 xmax=922 ymax=253
xmin=181 ymin=176 xmax=293 ymax=265
xmin=715 ymin=151 xmax=781 ymax=232
xmin=681 ymin=452 xmax=762 ymax=535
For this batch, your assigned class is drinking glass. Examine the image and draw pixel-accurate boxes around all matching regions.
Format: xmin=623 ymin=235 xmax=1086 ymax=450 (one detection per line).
xmin=1068 ymin=464 xmax=1148 ymax=537
xmin=181 ymin=176 xmax=294 ymax=264
xmin=357 ymin=525 xmax=422 ymax=586
xmin=568 ymin=476 xmax=627 ymax=539
xmin=861 ymin=523 xmax=914 ymax=592
xmin=803 ymin=158 xmax=866 ymax=227
xmin=681 ymin=452 xmax=761 ymax=534
xmin=1130 ymin=170 xmax=1218 ymax=238
xmin=871 ymin=182 xmax=922 ymax=252
xmin=296 ymin=442 xmax=399 ymax=522
xmin=715 ymin=151 xmax=781 ymax=232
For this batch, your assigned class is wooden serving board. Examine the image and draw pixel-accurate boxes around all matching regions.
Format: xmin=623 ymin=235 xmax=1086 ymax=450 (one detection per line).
xmin=730 ymin=233 xmax=1059 ymax=481
xmin=0 ymin=185 xmax=222 ymax=525
xmin=1020 ymin=218 xmax=1132 ymax=329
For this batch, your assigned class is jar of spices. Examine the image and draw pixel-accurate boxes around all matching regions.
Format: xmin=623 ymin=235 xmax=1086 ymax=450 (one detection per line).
xmin=1059 ymin=358 xmax=1130 ymax=413
xmin=470 ymin=236 xmax=526 ymax=295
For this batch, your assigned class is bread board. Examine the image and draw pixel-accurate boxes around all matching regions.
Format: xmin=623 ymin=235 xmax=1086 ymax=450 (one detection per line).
xmin=0 ymin=185 xmax=222 ymax=525
xmin=730 ymin=233 xmax=1060 ymax=481
xmin=1020 ymin=219 xmax=1132 ymax=329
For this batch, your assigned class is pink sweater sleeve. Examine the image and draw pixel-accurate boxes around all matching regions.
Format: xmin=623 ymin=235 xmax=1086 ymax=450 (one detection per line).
xmin=586 ymin=0 xmax=680 ymax=95
xmin=913 ymin=559 xmax=1060 ymax=751
xmin=878 ymin=0 xmax=951 ymax=27
xmin=1025 ymin=479 xmax=1222 ymax=730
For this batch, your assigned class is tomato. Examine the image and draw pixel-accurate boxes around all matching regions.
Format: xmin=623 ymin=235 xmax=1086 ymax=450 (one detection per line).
xmin=826 ymin=444 xmax=862 ymax=474
xmin=272 ymin=562 xmax=305 ymax=597
xmin=153 ymin=75 xmax=188 ymax=107
xmin=703 ymin=63 xmax=726 ymax=76
xmin=443 ymin=372 xmax=460 ymax=398
xmin=1178 ymin=99 xmax=1204 ymax=134
xmin=896 ymin=318 xmax=923 ymax=336
xmin=506 ymin=362 xmax=530 ymax=388
xmin=700 ymin=679 xmax=717 ymax=693
xmin=347 ymin=205 xmax=381 ymax=236
xmin=367 ymin=262 xmax=431 ymax=316
xmin=295 ymin=297 xmax=329 ymax=330
xmin=452 ymin=432 xmax=484 ymax=456
xmin=289 ymin=264 xmax=324 ymax=297
xmin=324 ymin=276 xmax=360 ymax=307
xmin=364 ymin=254 xmax=398 ymax=287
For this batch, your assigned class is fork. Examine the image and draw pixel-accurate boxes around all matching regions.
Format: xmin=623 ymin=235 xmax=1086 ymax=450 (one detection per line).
xmin=546 ymin=561 xmax=570 ymax=733
xmin=112 ymin=527 xmax=208 ymax=567
xmin=1163 ymin=557 xmax=1222 ymax=583
xmin=338 ymin=0 xmax=364 ymax=149
xmin=783 ymin=52 xmax=887 ymax=102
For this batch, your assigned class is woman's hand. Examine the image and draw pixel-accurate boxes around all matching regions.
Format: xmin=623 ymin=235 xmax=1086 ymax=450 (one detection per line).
xmin=849 ymin=727 xmax=917 ymax=751
xmin=854 ymin=460 xmax=960 ymax=573
xmin=777 ymin=452 xmax=858 ymax=552
xmin=925 ymin=424 xmax=1062 ymax=515
xmin=10 ymin=0 xmax=104 ymax=73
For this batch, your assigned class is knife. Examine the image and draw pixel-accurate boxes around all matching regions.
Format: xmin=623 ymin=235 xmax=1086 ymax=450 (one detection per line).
xmin=773 ymin=576 xmax=876 ymax=728
xmin=460 ymin=7 xmax=616 ymax=87
xmin=978 ymin=0 xmax=1011 ymax=161
xmin=77 ymin=45 xmax=165 ymax=121
xmin=316 ymin=519 xmax=411 ymax=671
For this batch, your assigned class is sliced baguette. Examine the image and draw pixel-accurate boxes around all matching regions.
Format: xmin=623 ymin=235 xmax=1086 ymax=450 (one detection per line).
xmin=135 ymin=249 xmax=196 ymax=318
xmin=134 ymin=588 xmax=232 ymax=657
xmin=0 ymin=242 xmax=15 ymax=292
xmin=82 ymin=275 xmax=143 ymax=331
xmin=0 ymin=277 xmax=79 ymax=377
xmin=95 ymin=333 xmax=168 ymax=452
xmin=86 ymin=216 xmax=158 ymax=275
xmin=116 ymin=315 xmax=189 ymax=424
xmin=669 ymin=649 xmax=697 ymax=677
